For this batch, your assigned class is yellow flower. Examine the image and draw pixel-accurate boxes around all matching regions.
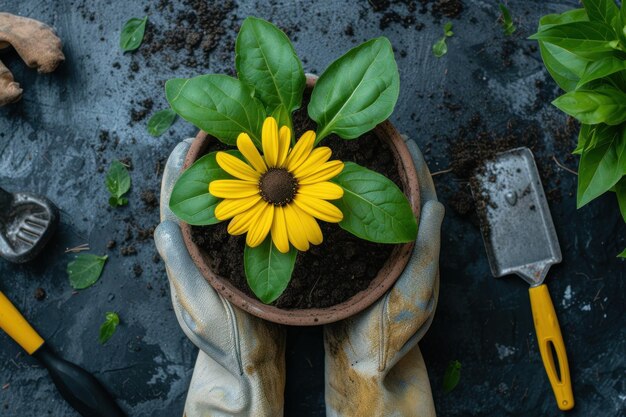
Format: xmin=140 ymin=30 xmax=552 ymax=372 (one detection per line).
xmin=209 ymin=117 xmax=345 ymax=253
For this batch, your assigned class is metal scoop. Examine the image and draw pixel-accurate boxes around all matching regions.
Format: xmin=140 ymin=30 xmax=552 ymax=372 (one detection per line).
xmin=0 ymin=187 xmax=58 ymax=263
xmin=471 ymin=147 xmax=574 ymax=411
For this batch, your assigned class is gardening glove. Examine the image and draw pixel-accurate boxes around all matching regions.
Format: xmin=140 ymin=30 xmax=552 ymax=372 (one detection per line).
xmin=154 ymin=138 xmax=286 ymax=417
xmin=324 ymin=137 xmax=444 ymax=417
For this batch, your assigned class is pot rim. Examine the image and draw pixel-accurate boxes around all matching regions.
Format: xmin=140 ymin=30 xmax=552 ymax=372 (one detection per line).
xmin=180 ymin=78 xmax=420 ymax=326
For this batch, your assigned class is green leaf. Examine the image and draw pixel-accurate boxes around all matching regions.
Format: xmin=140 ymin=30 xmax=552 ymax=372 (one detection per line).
xmin=99 ymin=312 xmax=120 ymax=345
xmin=169 ymin=151 xmax=242 ymax=225
xmin=443 ymin=360 xmax=461 ymax=394
xmin=615 ymin=176 xmax=626 ymax=222
xmin=538 ymin=41 xmax=589 ymax=92
xmin=538 ymin=8 xmax=588 ymax=29
xmin=553 ymin=87 xmax=626 ymax=125
xmin=332 ymin=162 xmax=417 ymax=243
xmin=444 ymin=22 xmax=453 ymax=37
xmin=573 ymin=123 xmax=593 ymax=154
xmin=529 ymin=21 xmax=617 ymax=56
xmin=119 ymin=17 xmax=147 ymax=52
xmin=582 ymin=0 xmax=619 ymax=25
xmin=433 ymin=38 xmax=448 ymax=58
xmin=166 ymin=74 xmax=265 ymax=147
xmin=308 ymin=38 xmax=399 ymax=143
xmin=106 ymin=160 xmax=131 ymax=207
xmin=235 ymin=17 xmax=305 ymax=121
xmin=67 ymin=254 xmax=108 ymax=290
xmin=577 ymin=128 xmax=626 ymax=207
xmin=618 ymin=247 xmax=626 ymax=257
xmin=499 ymin=4 xmax=516 ymax=36
xmin=244 ymin=237 xmax=297 ymax=304
xmin=577 ymin=56 xmax=626 ymax=87
xmin=147 ymin=109 xmax=177 ymax=137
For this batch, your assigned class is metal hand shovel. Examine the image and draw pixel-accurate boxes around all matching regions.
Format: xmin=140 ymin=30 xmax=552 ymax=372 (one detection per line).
xmin=0 ymin=187 xmax=58 ymax=263
xmin=471 ymin=147 xmax=574 ymax=411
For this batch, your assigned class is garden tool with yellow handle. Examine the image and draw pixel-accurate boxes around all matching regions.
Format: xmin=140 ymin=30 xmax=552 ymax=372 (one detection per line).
xmin=472 ymin=147 xmax=574 ymax=411
xmin=0 ymin=290 xmax=126 ymax=417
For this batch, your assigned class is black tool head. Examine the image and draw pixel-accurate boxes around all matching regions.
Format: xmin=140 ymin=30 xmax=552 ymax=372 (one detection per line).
xmin=0 ymin=187 xmax=59 ymax=263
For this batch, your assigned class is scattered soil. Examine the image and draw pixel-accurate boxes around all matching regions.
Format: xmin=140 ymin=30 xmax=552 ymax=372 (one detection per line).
xmin=140 ymin=190 xmax=158 ymax=209
xmin=34 ymin=287 xmax=46 ymax=301
xmin=190 ymin=90 xmax=403 ymax=309
xmin=431 ymin=0 xmax=464 ymax=19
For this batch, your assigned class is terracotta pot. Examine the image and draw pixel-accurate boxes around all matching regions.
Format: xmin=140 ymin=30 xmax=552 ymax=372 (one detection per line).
xmin=181 ymin=76 xmax=421 ymax=326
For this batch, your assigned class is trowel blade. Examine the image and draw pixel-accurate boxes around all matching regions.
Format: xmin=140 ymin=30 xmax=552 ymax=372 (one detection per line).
xmin=471 ymin=147 xmax=561 ymax=286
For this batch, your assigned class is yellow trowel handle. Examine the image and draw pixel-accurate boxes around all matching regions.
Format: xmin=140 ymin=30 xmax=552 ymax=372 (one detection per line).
xmin=0 ymin=291 xmax=44 ymax=354
xmin=529 ymin=284 xmax=574 ymax=411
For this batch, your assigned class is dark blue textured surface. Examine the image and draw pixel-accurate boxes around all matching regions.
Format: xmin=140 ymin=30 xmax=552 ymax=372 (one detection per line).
xmin=0 ymin=1 xmax=623 ymax=416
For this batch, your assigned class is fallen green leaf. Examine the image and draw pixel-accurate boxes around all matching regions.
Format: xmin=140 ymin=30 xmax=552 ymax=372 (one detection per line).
xmin=120 ymin=17 xmax=147 ymax=52
xmin=106 ymin=160 xmax=131 ymax=207
xmin=618 ymin=248 xmax=626 ymax=257
xmin=443 ymin=360 xmax=461 ymax=393
xmin=147 ymin=109 xmax=177 ymax=137
xmin=68 ymin=254 xmax=108 ymax=290
xmin=499 ymin=4 xmax=517 ymax=36
xmin=433 ymin=38 xmax=448 ymax=58
xmin=99 ymin=312 xmax=120 ymax=344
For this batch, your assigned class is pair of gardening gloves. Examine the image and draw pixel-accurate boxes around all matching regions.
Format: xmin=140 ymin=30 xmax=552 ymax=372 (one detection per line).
xmin=155 ymin=135 xmax=444 ymax=417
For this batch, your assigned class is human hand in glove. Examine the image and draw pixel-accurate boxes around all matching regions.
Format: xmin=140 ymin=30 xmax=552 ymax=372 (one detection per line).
xmin=324 ymin=137 xmax=444 ymax=417
xmin=154 ymin=138 xmax=286 ymax=417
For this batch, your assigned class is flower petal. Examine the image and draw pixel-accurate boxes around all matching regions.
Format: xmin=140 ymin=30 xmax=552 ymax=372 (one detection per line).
xmin=262 ymin=117 xmax=279 ymax=167
xmin=237 ymin=133 xmax=267 ymax=173
xmin=293 ymin=194 xmax=343 ymax=223
xmin=216 ymin=152 xmax=260 ymax=182
xmin=209 ymin=180 xmax=259 ymax=198
xmin=271 ymin=206 xmax=290 ymax=253
xmin=286 ymin=130 xmax=315 ymax=171
xmin=283 ymin=204 xmax=310 ymax=251
xmin=246 ymin=203 xmax=274 ymax=247
xmin=214 ymin=195 xmax=262 ymax=220
xmin=298 ymin=161 xmax=344 ymax=185
xmin=228 ymin=201 xmax=266 ymax=235
xmin=291 ymin=204 xmax=323 ymax=245
xmin=298 ymin=182 xmax=344 ymax=200
xmin=277 ymin=126 xmax=291 ymax=167
xmin=292 ymin=147 xmax=332 ymax=178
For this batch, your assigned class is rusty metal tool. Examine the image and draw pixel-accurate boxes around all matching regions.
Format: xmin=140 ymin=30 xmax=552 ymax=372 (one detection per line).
xmin=471 ymin=147 xmax=574 ymax=411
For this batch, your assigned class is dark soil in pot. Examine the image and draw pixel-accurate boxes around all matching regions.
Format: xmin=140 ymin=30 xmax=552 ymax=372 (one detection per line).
xmin=190 ymin=91 xmax=403 ymax=309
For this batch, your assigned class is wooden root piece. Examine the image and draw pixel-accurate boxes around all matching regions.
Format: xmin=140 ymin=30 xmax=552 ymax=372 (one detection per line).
xmin=0 ymin=13 xmax=64 ymax=106
xmin=0 ymin=59 xmax=22 ymax=106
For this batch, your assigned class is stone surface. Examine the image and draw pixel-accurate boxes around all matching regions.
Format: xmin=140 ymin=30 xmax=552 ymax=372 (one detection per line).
xmin=0 ymin=0 xmax=623 ymax=416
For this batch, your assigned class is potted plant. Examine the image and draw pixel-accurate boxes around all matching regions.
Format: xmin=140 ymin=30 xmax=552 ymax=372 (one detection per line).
xmin=531 ymin=0 xmax=626 ymax=257
xmin=165 ymin=17 xmax=421 ymax=325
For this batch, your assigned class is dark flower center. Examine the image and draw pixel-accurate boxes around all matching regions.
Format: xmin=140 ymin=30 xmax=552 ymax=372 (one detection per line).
xmin=259 ymin=168 xmax=298 ymax=206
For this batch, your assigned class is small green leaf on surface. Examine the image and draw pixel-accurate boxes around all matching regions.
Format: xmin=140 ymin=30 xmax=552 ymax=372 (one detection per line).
xmin=332 ymin=162 xmax=417 ymax=243
xmin=106 ymin=160 xmax=131 ymax=207
xmin=618 ymin=248 xmax=626 ymax=258
xmin=443 ymin=360 xmax=462 ymax=393
xmin=120 ymin=17 xmax=147 ymax=52
xmin=433 ymin=22 xmax=454 ymax=58
xmin=99 ymin=312 xmax=120 ymax=344
xmin=244 ymin=237 xmax=297 ymax=304
xmin=499 ymin=4 xmax=517 ymax=36
xmin=308 ymin=37 xmax=399 ymax=143
xmin=147 ymin=109 xmax=177 ymax=137
xmin=68 ymin=254 xmax=108 ymax=290
xmin=166 ymin=74 xmax=265 ymax=147
xmin=169 ymin=151 xmax=242 ymax=225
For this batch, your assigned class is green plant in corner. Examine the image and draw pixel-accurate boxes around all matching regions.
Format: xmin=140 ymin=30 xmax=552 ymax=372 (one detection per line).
xmin=531 ymin=0 xmax=626 ymax=257
xmin=433 ymin=22 xmax=453 ymax=58
xmin=499 ymin=3 xmax=516 ymax=36
xmin=165 ymin=17 xmax=417 ymax=303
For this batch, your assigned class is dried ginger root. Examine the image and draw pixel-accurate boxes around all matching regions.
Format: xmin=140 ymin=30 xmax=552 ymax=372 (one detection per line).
xmin=0 ymin=13 xmax=64 ymax=106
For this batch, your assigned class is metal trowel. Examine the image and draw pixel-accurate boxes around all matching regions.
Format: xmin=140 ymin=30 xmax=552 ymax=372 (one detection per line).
xmin=471 ymin=147 xmax=574 ymax=411
xmin=0 ymin=186 xmax=58 ymax=263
